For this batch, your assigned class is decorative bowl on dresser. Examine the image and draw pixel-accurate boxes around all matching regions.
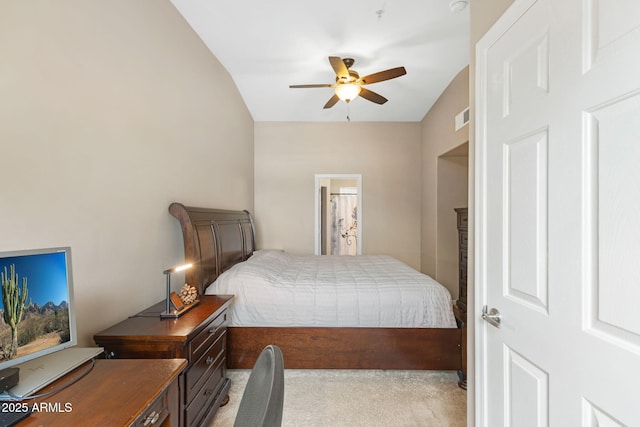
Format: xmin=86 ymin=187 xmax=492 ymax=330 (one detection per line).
xmin=94 ymin=295 xmax=233 ymax=427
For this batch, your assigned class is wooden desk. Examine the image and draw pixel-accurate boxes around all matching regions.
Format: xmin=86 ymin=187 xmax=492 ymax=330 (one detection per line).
xmin=17 ymin=358 xmax=186 ymax=427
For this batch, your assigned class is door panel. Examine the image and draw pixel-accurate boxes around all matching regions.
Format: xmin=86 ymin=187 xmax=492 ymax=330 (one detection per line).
xmin=505 ymin=347 xmax=549 ymax=427
xmin=585 ymin=94 xmax=640 ymax=349
xmin=503 ymin=129 xmax=548 ymax=312
xmin=584 ymin=0 xmax=640 ymax=74
xmin=582 ymin=399 xmax=625 ymax=427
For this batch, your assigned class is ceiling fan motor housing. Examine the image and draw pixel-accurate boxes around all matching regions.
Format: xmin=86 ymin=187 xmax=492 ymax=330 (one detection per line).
xmin=337 ymin=69 xmax=360 ymax=83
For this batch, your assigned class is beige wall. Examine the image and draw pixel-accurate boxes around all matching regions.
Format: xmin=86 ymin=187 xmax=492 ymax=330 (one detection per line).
xmin=468 ymin=0 xmax=515 ymax=424
xmin=0 ymin=1 xmax=254 ymax=346
xmin=254 ymin=121 xmax=422 ymax=269
xmin=420 ymin=66 xmax=470 ymax=299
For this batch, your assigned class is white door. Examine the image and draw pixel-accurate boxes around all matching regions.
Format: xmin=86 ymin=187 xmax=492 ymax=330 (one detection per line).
xmin=476 ymin=0 xmax=640 ymax=425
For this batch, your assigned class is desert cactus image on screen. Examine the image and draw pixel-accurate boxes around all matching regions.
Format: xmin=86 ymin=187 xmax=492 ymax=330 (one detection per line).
xmin=1 ymin=265 xmax=29 ymax=359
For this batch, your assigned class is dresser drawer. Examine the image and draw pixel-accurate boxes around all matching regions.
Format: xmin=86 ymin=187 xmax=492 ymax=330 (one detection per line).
xmin=185 ymin=331 xmax=226 ymax=405
xmin=189 ymin=310 xmax=227 ymax=363
xmin=459 ymin=249 xmax=467 ymax=266
xmin=459 ymin=230 xmax=468 ymax=248
xmin=132 ymin=383 xmax=170 ymax=427
xmin=457 ymin=211 xmax=468 ymax=229
xmin=184 ymin=354 xmax=226 ymax=427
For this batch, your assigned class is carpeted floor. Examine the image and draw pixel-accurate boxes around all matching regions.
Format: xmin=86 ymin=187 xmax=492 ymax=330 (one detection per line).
xmin=210 ymin=369 xmax=466 ymax=427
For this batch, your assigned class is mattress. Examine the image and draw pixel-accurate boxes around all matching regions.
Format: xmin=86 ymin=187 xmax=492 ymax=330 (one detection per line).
xmin=205 ymin=250 xmax=457 ymax=328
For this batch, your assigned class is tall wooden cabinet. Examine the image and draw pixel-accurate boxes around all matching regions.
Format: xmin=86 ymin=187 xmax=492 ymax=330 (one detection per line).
xmin=453 ymin=207 xmax=468 ymax=390
xmin=454 ymin=207 xmax=468 ymax=312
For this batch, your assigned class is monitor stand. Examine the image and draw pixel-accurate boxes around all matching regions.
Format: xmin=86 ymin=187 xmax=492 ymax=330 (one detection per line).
xmin=0 ymin=347 xmax=103 ymax=400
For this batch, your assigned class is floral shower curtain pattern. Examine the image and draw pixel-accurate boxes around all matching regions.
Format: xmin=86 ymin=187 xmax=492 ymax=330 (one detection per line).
xmin=330 ymin=194 xmax=358 ymax=256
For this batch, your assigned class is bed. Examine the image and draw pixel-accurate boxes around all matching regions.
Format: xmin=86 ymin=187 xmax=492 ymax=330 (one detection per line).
xmin=169 ymin=202 xmax=462 ymax=370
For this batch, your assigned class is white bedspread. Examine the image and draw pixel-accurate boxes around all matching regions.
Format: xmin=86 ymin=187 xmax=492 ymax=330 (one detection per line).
xmin=205 ymin=250 xmax=456 ymax=328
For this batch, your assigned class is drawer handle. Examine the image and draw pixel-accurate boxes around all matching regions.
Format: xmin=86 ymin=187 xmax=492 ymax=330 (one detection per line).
xmin=206 ymin=356 xmax=215 ymax=365
xmin=143 ymin=410 xmax=160 ymax=426
xmin=209 ymin=326 xmax=217 ymax=335
xmin=204 ymin=388 xmax=214 ymax=397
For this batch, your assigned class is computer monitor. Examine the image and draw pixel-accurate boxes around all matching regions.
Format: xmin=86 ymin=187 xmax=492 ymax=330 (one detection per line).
xmin=0 ymin=247 xmax=101 ymax=399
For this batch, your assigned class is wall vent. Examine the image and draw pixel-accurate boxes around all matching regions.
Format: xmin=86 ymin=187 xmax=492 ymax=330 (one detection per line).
xmin=455 ymin=107 xmax=470 ymax=131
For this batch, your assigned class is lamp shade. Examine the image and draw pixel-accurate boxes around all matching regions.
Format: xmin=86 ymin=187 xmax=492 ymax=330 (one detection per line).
xmin=173 ymin=263 xmax=192 ymax=272
xmin=163 ymin=263 xmax=192 ymax=275
xmin=335 ymin=83 xmax=361 ymax=102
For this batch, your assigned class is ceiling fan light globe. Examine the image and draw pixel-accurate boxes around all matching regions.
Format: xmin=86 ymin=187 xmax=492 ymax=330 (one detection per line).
xmin=335 ymin=83 xmax=361 ymax=102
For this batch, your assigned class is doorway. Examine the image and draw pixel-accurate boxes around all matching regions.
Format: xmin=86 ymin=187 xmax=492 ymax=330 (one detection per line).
xmin=436 ymin=142 xmax=469 ymax=300
xmin=314 ymin=174 xmax=362 ymax=255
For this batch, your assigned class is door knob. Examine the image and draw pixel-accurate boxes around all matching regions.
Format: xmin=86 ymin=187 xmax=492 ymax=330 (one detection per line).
xmin=482 ymin=305 xmax=501 ymax=328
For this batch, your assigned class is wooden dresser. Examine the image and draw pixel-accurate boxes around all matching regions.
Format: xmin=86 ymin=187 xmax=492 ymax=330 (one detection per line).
xmin=18 ymin=359 xmax=186 ymax=426
xmin=453 ymin=207 xmax=468 ymax=390
xmin=94 ymin=295 xmax=233 ymax=427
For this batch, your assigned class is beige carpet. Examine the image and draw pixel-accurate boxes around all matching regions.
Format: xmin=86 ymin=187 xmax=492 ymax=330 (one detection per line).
xmin=210 ymin=369 xmax=466 ymax=427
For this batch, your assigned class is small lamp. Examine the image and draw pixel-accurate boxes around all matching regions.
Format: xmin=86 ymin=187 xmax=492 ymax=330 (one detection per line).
xmin=160 ymin=263 xmax=197 ymax=318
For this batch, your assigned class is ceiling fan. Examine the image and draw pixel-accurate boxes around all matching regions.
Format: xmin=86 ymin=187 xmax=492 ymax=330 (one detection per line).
xmin=289 ymin=56 xmax=407 ymax=109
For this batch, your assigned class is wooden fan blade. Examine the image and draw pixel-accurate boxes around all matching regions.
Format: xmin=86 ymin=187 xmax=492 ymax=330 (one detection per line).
xmin=329 ymin=56 xmax=349 ymax=80
xmin=323 ymin=94 xmax=340 ymax=109
xmin=359 ymin=67 xmax=407 ymax=85
xmin=359 ymin=87 xmax=388 ymax=105
xmin=289 ymin=84 xmax=334 ymax=88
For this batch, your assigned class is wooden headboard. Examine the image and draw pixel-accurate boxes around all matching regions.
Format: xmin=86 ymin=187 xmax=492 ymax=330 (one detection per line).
xmin=168 ymin=203 xmax=256 ymax=295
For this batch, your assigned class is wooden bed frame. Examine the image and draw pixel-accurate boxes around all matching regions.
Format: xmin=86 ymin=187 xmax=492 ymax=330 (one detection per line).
xmin=169 ymin=202 xmax=462 ymax=370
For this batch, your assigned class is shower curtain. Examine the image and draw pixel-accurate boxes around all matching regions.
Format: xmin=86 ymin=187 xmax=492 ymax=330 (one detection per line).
xmin=330 ymin=194 xmax=358 ymax=256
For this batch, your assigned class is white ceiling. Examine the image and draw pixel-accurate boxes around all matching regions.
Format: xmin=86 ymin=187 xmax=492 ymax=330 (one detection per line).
xmin=170 ymin=0 xmax=470 ymax=122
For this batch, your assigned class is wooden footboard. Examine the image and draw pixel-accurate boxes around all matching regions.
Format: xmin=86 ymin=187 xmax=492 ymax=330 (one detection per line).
xmin=226 ymin=326 xmax=461 ymax=370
